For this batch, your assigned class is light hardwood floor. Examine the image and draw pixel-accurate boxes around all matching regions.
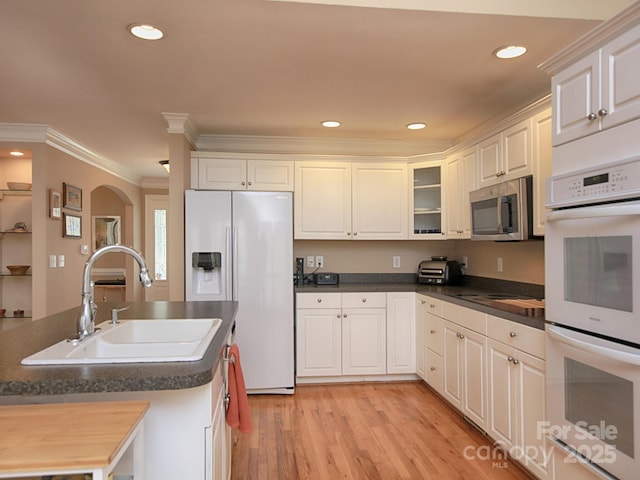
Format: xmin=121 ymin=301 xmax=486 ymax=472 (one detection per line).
xmin=231 ymin=382 xmax=534 ymax=479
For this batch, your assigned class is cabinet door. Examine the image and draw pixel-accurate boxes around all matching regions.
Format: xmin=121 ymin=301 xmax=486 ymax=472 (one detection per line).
xmin=551 ymin=51 xmax=600 ymax=146
xmin=342 ymin=308 xmax=386 ymax=375
xmin=501 ymin=118 xmax=532 ymax=181
xmin=601 ymin=23 xmax=640 ymax=132
xmin=296 ymin=308 xmax=342 ymax=376
xmin=196 ymin=158 xmax=248 ymax=190
xmin=410 ymin=163 xmax=445 ymax=239
xmin=487 ymin=339 xmax=518 ymax=449
xmin=477 ymin=134 xmax=502 ymax=188
xmin=246 ymin=160 xmax=294 ymax=191
xmin=415 ymin=296 xmax=427 ymax=380
xmin=425 ymin=349 xmax=444 ymax=395
xmin=352 ymin=163 xmax=408 ymax=240
xmin=294 ymin=162 xmax=352 ymax=239
xmin=532 ymin=109 xmax=552 ymax=236
xmin=443 ymin=320 xmax=463 ymax=410
xmin=386 ymin=292 xmax=415 ymax=374
xmin=445 ymin=148 xmax=475 ymax=239
xmin=462 ymin=328 xmax=487 ymax=430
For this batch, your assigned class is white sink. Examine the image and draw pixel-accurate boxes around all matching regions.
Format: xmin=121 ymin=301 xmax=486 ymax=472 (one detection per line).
xmin=21 ymin=318 xmax=222 ymax=365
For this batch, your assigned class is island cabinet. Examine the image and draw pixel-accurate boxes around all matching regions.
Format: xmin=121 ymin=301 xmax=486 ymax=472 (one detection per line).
xmin=294 ymin=161 xmax=408 ymax=240
xmin=486 ymin=315 xmax=548 ymax=480
xmin=191 ymin=155 xmax=294 ymax=191
xmin=550 ymin=22 xmax=640 ymax=147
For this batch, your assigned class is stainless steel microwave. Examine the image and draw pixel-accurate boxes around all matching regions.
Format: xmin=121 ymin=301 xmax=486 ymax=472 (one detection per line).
xmin=469 ymin=175 xmax=533 ymax=241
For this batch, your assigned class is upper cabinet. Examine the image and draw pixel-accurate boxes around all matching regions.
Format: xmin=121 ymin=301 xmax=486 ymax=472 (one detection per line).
xmin=191 ymin=156 xmax=294 ymax=191
xmin=477 ymin=118 xmax=533 ymax=188
xmin=294 ymin=161 xmax=408 ymax=240
xmin=445 ymin=147 xmax=476 ymax=239
xmin=550 ymin=22 xmax=640 ymax=146
xmin=409 ymin=162 xmax=445 ymax=239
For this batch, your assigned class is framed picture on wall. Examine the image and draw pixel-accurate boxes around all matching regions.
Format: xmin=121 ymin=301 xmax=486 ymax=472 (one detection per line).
xmin=63 ymin=183 xmax=82 ymax=211
xmin=92 ymin=215 xmax=121 ymax=250
xmin=63 ymin=213 xmax=82 ymax=238
xmin=49 ymin=189 xmax=61 ymax=219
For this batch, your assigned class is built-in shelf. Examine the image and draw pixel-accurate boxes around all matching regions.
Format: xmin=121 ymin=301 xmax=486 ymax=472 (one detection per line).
xmin=0 ymin=273 xmax=32 ymax=277
xmin=0 ymin=190 xmax=32 ymax=198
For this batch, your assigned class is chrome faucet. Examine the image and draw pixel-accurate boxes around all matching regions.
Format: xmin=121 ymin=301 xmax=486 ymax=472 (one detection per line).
xmin=76 ymin=244 xmax=153 ymax=340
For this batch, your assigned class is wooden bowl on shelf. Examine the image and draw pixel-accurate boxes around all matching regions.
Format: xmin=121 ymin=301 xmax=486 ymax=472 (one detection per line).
xmin=6 ymin=182 xmax=32 ymax=191
xmin=6 ymin=265 xmax=30 ymax=275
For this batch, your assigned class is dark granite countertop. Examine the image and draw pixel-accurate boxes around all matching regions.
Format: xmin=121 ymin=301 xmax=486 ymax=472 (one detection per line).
xmin=295 ymin=276 xmax=546 ymax=330
xmin=0 ymin=301 xmax=237 ymax=397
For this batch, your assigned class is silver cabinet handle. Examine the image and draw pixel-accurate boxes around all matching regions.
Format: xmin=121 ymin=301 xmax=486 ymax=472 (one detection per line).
xmin=317 ymin=298 xmax=322 ymax=303
xmin=598 ymin=108 xmax=609 ymax=117
xmin=508 ymin=356 xmax=514 ymax=362
xmin=362 ymin=298 xmax=367 ymax=303
xmin=343 ymin=314 xmax=348 ymax=318
xmin=241 ymin=181 xmax=246 ymax=185
xmin=421 ymin=300 xmax=426 ymax=304
xmin=430 ymin=329 xmax=436 ymax=334
xmin=429 ymin=304 xmax=436 ymax=308
xmin=248 ymin=181 xmax=252 ymax=185
xmin=336 ymin=314 xmax=341 ymax=318
xmin=509 ymin=331 xmax=517 ymax=338
xmin=512 ymin=358 xmax=520 ymax=365
xmin=430 ymin=366 xmax=436 ymax=371
xmin=353 ymin=232 xmax=358 ymax=236
xmin=588 ymin=112 xmax=598 ymax=121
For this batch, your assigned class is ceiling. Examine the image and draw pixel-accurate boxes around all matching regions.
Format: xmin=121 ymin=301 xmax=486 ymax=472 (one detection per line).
xmin=0 ymin=0 xmax=633 ymax=181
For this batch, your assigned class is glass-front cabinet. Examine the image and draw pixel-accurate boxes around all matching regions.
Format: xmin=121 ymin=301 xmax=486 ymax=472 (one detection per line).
xmin=410 ymin=163 xmax=445 ymax=239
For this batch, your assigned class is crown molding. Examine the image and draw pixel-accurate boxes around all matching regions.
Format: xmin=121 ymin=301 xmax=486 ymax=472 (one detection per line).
xmin=195 ymin=134 xmax=451 ymax=157
xmin=539 ymin=1 xmax=640 ymax=75
xmin=0 ymin=123 xmax=140 ymax=185
xmin=161 ymin=112 xmax=198 ymax=146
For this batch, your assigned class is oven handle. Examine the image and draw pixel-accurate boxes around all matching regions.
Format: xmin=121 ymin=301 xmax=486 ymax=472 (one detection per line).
xmin=548 ymin=325 xmax=640 ymax=366
xmin=547 ymin=202 xmax=640 ymax=221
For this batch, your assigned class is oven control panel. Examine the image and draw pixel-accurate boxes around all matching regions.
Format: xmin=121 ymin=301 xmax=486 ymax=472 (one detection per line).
xmin=547 ymin=155 xmax=640 ymax=208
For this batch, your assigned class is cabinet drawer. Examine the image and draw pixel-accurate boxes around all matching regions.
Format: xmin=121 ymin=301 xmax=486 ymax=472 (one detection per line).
xmin=297 ymin=292 xmax=341 ymax=309
xmin=442 ymin=301 xmax=487 ymax=335
xmin=342 ymin=292 xmax=386 ymax=309
xmin=425 ymin=313 xmax=444 ymax=355
xmin=487 ymin=315 xmax=545 ymax=359
xmin=422 ymin=296 xmax=443 ymax=318
xmin=425 ymin=349 xmax=444 ymax=395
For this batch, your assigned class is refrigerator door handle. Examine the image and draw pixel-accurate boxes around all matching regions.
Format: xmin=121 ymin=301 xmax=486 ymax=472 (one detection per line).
xmin=232 ymin=226 xmax=239 ymax=300
xmin=225 ymin=226 xmax=232 ymax=300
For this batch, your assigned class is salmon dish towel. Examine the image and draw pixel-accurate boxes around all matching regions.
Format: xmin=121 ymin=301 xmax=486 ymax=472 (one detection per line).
xmin=225 ymin=343 xmax=253 ymax=433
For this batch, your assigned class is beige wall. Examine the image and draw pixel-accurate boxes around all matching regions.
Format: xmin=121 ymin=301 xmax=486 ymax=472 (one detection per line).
xmin=28 ymin=143 xmax=143 ymax=319
xmin=294 ymin=238 xmax=544 ymax=285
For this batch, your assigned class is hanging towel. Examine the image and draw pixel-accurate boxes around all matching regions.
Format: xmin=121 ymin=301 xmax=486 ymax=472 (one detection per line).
xmin=225 ymin=343 xmax=253 ymax=433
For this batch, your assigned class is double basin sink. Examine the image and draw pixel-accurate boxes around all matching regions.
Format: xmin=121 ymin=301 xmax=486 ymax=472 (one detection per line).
xmin=21 ymin=318 xmax=222 ymax=365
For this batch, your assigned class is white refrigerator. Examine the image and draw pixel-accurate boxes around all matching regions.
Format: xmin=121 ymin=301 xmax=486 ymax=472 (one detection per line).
xmin=185 ymin=190 xmax=294 ymax=394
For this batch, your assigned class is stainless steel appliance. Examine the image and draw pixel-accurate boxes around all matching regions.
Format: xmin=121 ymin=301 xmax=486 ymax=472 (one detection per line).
xmin=185 ymin=190 xmax=294 ymax=394
xmin=545 ymin=155 xmax=640 ymax=480
xmin=469 ymin=175 xmax=533 ymax=241
xmin=417 ymin=257 xmax=462 ymax=285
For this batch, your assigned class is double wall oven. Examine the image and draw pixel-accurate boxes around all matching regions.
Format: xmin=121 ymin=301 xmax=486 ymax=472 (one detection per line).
xmin=545 ymin=156 xmax=640 ymax=480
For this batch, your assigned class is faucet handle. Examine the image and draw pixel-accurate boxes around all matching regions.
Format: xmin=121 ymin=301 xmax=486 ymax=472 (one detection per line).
xmin=111 ymin=306 xmax=129 ymax=325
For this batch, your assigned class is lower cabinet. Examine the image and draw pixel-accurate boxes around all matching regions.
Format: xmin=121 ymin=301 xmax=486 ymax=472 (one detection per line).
xmin=296 ymin=291 xmax=416 ymax=380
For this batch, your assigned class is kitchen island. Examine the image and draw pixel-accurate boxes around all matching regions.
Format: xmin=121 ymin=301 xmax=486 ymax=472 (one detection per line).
xmin=0 ymin=300 xmax=237 ymax=480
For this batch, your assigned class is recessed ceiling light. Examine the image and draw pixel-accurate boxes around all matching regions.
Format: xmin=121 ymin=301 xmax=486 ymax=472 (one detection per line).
xmin=493 ymin=45 xmax=527 ymax=59
xmin=9 ymin=151 xmax=24 ymax=156
xmin=321 ymin=120 xmax=341 ymax=128
xmin=407 ymin=123 xmax=426 ymax=130
xmin=159 ymin=160 xmax=170 ymax=173
xmin=128 ymin=24 xmax=164 ymax=40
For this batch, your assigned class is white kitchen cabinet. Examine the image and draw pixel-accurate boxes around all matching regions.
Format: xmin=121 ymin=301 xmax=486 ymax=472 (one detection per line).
xmin=551 ymin=23 xmax=640 ymax=146
xmin=409 ymin=162 xmax=445 ymax=239
xmin=486 ymin=316 xmax=548 ymax=480
xmin=192 ymin=156 xmax=294 ymax=191
xmin=445 ymin=147 xmax=476 ymax=239
xmin=424 ymin=297 xmax=445 ymax=396
xmin=386 ymin=292 xmax=416 ymax=374
xmin=296 ymin=293 xmax=343 ymax=377
xmin=294 ymin=161 xmax=408 ymax=240
xmin=296 ymin=292 xmax=387 ymax=378
xmin=415 ymin=295 xmax=427 ymax=380
xmin=531 ymin=109 xmax=552 ymax=236
xmin=442 ymin=319 xmax=487 ymax=430
xmin=478 ymin=118 xmax=533 ymax=188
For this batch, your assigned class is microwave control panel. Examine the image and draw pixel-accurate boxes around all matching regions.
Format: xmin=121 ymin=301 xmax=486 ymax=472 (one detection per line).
xmin=547 ymin=156 xmax=640 ymax=208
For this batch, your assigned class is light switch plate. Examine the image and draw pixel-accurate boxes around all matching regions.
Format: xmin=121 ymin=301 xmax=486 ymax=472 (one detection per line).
xmin=49 ymin=255 xmax=57 ymax=268
xmin=58 ymin=255 xmax=65 ymax=268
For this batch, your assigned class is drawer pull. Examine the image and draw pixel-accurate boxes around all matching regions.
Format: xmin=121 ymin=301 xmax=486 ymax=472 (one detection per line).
xmin=430 ymin=366 xmax=436 ymax=371
xmin=429 ymin=304 xmax=436 ymax=308
xmin=343 ymin=314 xmax=348 ymax=318
xmin=509 ymin=331 xmax=517 ymax=338
xmin=508 ymin=356 xmax=514 ymax=363
xmin=362 ymin=298 xmax=367 ymax=303
xmin=421 ymin=300 xmax=426 ymax=304
xmin=336 ymin=314 xmax=341 ymax=318
xmin=317 ymin=298 xmax=322 ymax=303
xmin=512 ymin=358 xmax=520 ymax=365
xmin=430 ymin=329 xmax=436 ymax=334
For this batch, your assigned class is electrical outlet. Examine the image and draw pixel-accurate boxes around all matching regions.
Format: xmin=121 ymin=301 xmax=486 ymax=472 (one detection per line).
xmin=462 ymin=256 xmax=468 ymax=269
xmin=316 ymin=256 xmax=324 ymax=268
xmin=307 ymin=256 xmax=315 ymax=268
xmin=393 ymin=256 xmax=401 ymax=268
xmin=497 ymin=257 xmax=503 ymax=272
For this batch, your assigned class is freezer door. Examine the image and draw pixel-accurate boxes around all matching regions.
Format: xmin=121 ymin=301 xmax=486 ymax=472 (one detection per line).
xmin=232 ymin=192 xmax=294 ymax=391
xmin=185 ymin=190 xmax=232 ymax=301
